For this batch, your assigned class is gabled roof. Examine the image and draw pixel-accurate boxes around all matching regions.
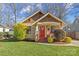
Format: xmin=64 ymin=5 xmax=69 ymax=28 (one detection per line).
xmin=32 ymin=12 xmax=65 ymax=26
xmin=22 ymin=11 xmax=65 ymax=27
xmin=63 ymin=18 xmax=79 ymax=32
xmin=70 ymin=22 xmax=79 ymax=32
xmin=0 ymin=24 xmax=4 ymax=28
xmin=0 ymin=24 xmax=10 ymax=29
xmin=22 ymin=10 xmax=44 ymax=23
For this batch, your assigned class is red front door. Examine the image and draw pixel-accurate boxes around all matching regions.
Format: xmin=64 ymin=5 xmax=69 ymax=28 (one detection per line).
xmin=39 ymin=25 xmax=45 ymax=42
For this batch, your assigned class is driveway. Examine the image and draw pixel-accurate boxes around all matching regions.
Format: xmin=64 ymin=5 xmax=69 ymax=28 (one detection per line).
xmin=38 ymin=40 xmax=79 ymax=47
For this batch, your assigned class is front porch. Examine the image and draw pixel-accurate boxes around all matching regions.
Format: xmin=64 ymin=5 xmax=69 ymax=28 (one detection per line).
xmin=35 ymin=22 xmax=61 ymax=42
xmin=26 ymin=22 xmax=61 ymax=42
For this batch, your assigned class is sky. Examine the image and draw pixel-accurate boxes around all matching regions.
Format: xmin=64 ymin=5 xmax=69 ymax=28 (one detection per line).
xmin=0 ymin=3 xmax=79 ymax=25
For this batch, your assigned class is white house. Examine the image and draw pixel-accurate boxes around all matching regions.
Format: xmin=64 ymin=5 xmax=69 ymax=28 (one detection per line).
xmin=0 ymin=25 xmax=10 ymax=32
xmin=0 ymin=25 xmax=4 ymax=32
xmin=4 ymin=28 xmax=10 ymax=32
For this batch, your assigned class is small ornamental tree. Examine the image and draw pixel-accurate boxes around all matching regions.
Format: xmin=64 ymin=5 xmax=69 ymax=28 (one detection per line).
xmin=14 ymin=23 xmax=28 ymax=40
xmin=54 ymin=29 xmax=66 ymax=42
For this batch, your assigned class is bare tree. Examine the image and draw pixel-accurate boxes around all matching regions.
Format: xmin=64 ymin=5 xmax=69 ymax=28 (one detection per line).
xmin=10 ymin=3 xmax=17 ymax=24
xmin=2 ymin=4 xmax=11 ymax=28
xmin=6 ymin=8 xmax=10 ymax=27
xmin=0 ymin=4 xmax=2 ymax=25
xmin=46 ymin=3 xmax=73 ymax=20
xmin=13 ymin=4 xmax=17 ymax=24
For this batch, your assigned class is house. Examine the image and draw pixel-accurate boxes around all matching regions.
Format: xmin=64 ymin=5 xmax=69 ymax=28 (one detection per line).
xmin=22 ymin=11 xmax=65 ymax=42
xmin=0 ymin=25 xmax=4 ymax=32
xmin=4 ymin=27 xmax=10 ymax=32
xmin=65 ymin=17 xmax=79 ymax=39
xmin=0 ymin=24 xmax=11 ymax=32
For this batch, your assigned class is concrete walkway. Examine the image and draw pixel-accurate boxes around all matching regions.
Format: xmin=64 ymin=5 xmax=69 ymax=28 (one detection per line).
xmin=37 ymin=40 xmax=79 ymax=47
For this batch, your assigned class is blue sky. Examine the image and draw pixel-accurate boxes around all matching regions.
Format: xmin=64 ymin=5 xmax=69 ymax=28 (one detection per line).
xmin=1 ymin=3 xmax=79 ymax=25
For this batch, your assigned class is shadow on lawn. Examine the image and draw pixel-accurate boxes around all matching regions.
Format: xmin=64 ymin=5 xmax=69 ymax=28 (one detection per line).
xmin=0 ymin=39 xmax=35 ymax=42
xmin=0 ymin=39 xmax=21 ymax=42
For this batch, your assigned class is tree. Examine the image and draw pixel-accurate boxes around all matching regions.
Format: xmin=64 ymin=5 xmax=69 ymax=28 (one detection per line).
xmin=0 ymin=4 xmax=2 ymax=24
xmin=46 ymin=3 xmax=73 ymax=20
xmin=14 ymin=23 xmax=28 ymax=40
xmin=10 ymin=3 xmax=17 ymax=24
xmin=5 ymin=4 xmax=11 ymax=27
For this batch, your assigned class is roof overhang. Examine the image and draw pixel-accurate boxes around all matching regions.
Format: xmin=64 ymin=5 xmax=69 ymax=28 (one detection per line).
xmin=22 ymin=10 xmax=44 ymax=23
xmin=23 ymin=23 xmax=32 ymax=26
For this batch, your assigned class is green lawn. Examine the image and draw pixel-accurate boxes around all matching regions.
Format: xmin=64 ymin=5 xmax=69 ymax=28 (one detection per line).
xmin=0 ymin=39 xmax=79 ymax=56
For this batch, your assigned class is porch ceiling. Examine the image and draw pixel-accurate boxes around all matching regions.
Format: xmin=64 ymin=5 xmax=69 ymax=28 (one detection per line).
xmin=37 ymin=22 xmax=60 ymax=25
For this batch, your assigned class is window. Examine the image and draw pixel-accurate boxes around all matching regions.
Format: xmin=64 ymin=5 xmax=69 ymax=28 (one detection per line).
xmin=26 ymin=26 xmax=31 ymax=34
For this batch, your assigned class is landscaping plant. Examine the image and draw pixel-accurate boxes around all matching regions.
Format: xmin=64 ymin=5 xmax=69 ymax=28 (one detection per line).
xmin=64 ymin=37 xmax=72 ymax=43
xmin=54 ymin=29 xmax=66 ymax=42
xmin=0 ymin=32 xmax=5 ymax=39
xmin=47 ymin=36 xmax=54 ymax=43
xmin=14 ymin=23 xmax=28 ymax=40
xmin=47 ymin=37 xmax=53 ymax=43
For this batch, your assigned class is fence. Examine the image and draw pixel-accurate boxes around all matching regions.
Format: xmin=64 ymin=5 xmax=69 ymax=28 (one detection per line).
xmin=67 ymin=32 xmax=79 ymax=40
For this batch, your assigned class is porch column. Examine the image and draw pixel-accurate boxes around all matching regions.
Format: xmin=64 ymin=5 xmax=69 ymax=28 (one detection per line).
xmin=35 ymin=25 xmax=39 ymax=42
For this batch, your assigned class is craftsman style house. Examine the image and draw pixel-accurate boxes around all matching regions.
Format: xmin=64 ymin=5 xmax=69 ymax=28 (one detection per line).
xmin=22 ymin=11 xmax=65 ymax=42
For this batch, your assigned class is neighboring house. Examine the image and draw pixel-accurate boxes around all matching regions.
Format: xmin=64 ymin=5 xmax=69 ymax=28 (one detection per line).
xmin=0 ymin=25 xmax=4 ymax=32
xmin=69 ymin=17 xmax=79 ymax=39
xmin=22 ymin=11 xmax=65 ymax=42
xmin=0 ymin=25 xmax=10 ymax=32
xmin=63 ymin=17 xmax=79 ymax=39
xmin=63 ymin=24 xmax=71 ymax=32
xmin=4 ymin=27 xmax=10 ymax=32
xmin=70 ymin=17 xmax=79 ymax=32
xmin=4 ymin=24 xmax=14 ymax=32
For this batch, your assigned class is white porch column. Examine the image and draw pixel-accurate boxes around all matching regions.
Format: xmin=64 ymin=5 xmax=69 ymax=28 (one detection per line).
xmin=35 ymin=25 xmax=39 ymax=42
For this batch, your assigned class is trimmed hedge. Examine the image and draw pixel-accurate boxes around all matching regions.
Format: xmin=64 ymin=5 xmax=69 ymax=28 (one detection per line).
xmin=64 ymin=37 xmax=72 ymax=43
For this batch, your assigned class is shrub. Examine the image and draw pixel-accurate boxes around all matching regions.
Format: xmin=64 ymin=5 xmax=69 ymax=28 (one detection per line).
xmin=64 ymin=37 xmax=72 ymax=43
xmin=14 ymin=23 xmax=28 ymax=40
xmin=0 ymin=32 xmax=5 ymax=39
xmin=54 ymin=29 xmax=66 ymax=41
xmin=47 ymin=36 xmax=54 ymax=43
xmin=3 ymin=32 xmax=9 ymax=39
xmin=3 ymin=32 xmax=14 ymax=39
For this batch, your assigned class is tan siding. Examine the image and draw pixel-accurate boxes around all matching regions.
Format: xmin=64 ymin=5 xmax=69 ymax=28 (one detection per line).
xmin=23 ymin=18 xmax=34 ymax=23
xmin=39 ymin=15 xmax=60 ymax=22
xmin=39 ymin=15 xmax=62 ymax=28
xmin=23 ymin=12 xmax=44 ymax=23
xmin=26 ymin=26 xmax=36 ymax=40
xmin=31 ymin=12 xmax=44 ymax=21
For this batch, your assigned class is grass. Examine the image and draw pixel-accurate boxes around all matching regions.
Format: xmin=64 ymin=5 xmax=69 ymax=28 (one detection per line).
xmin=0 ymin=39 xmax=79 ymax=56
